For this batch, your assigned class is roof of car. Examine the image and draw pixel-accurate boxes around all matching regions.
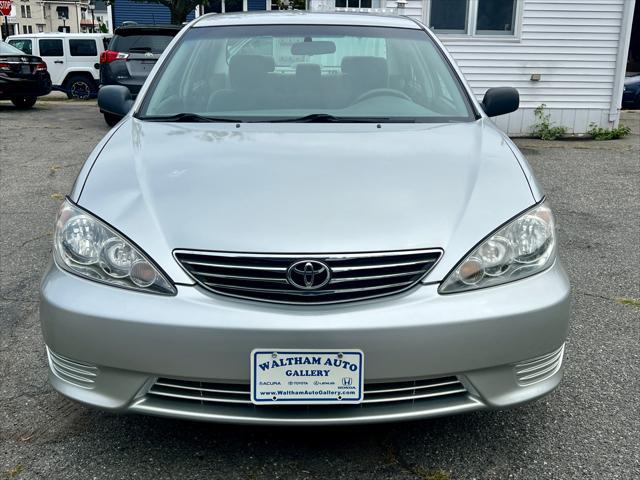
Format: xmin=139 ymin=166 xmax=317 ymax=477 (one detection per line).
xmin=114 ymin=24 xmax=182 ymax=35
xmin=6 ymin=33 xmax=111 ymax=39
xmin=194 ymin=11 xmax=422 ymax=29
xmin=115 ymin=24 xmax=183 ymax=31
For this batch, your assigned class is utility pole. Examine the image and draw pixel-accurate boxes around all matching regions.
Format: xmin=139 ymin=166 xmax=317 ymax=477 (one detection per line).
xmin=89 ymin=3 xmax=95 ymax=33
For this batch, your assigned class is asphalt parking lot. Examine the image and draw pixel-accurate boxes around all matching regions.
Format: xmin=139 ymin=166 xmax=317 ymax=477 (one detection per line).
xmin=0 ymin=100 xmax=638 ymax=480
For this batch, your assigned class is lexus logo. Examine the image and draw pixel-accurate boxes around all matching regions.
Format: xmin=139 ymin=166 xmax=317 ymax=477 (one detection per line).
xmin=286 ymin=260 xmax=331 ymax=290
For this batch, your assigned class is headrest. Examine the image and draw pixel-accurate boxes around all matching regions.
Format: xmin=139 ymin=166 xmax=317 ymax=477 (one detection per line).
xmin=229 ymin=55 xmax=275 ymax=90
xmin=295 ymin=63 xmax=322 ymax=83
xmin=341 ymin=56 xmax=388 ymax=90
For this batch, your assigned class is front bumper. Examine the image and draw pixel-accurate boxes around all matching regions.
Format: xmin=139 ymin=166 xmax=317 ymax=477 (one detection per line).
xmin=40 ymin=260 xmax=570 ymax=425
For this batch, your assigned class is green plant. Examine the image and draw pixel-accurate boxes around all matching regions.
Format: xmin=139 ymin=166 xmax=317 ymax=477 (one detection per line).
xmin=531 ymin=104 xmax=568 ymax=140
xmin=587 ymin=122 xmax=631 ymax=140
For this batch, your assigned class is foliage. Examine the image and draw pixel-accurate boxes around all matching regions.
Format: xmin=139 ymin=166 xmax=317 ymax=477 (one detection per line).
xmin=531 ymin=104 xmax=568 ymax=140
xmin=99 ymin=22 xmax=109 ymax=33
xmin=587 ymin=122 xmax=631 ymax=140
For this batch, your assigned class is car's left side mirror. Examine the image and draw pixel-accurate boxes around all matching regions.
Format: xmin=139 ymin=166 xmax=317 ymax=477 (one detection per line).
xmin=482 ymin=87 xmax=519 ymax=117
xmin=98 ymin=85 xmax=134 ymax=117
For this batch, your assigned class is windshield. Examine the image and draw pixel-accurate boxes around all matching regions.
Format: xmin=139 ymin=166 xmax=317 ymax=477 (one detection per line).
xmin=139 ymin=25 xmax=475 ymax=123
xmin=110 ymin=33 xmax=175 ymax=54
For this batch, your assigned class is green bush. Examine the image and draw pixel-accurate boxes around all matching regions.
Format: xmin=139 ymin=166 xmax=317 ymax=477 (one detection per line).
xmin=531 ymin=104 xmax=568 ymax=140
xmin=587 ymin=123 xmax=631 ymax=140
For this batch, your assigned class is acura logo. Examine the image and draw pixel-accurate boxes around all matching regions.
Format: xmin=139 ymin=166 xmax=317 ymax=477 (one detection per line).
xmin=286 ymin=260 xmax=331 ymax=290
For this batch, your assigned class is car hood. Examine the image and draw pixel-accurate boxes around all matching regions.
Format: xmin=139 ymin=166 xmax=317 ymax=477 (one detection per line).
xmin=78 ymin=119 xmax=536 ymax=284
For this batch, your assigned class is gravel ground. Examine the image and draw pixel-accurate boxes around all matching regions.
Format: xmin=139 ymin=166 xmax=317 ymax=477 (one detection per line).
xmin=0 ymin=100 xmax=638 ymax=480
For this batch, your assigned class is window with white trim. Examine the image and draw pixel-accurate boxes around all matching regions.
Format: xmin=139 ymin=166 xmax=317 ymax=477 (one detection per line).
xmin=335 ymin=0 xmax=381 ymax=8
xmin=427 ymin=0 xmax=519 ymax=36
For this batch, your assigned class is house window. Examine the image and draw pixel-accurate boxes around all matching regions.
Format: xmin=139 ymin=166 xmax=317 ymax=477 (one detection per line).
xmin=476 ymin=0 xmax=516 ymax=35
xmin=37 ymin=24 xmax=44 ymax=33
xmin=335 ymin=0 xmax=377 ymax=7
xmin=429 ymin=0 xmax=468 ymax=34
xmin=204 ymin=0 xmax=245 ymax=13
xmin=20 ymin=5 xmax=25 ymax=16
xmin=428 ymin=0 xmax=519 ymax=36
xmin=26 ymin=5 xmax=31 ymax=18
xmin=56 ymin=6 xmax=69 ymax=19
xmin=225 ymin=0 xmax=243 ymax=12
xmin=23 ymin=25 xmax=28 ymax=34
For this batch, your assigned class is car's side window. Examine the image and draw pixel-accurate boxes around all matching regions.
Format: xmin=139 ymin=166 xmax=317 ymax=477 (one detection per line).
xmin=39 ymin=39 xmax=64 ymax=57
xmin=8 ymin=39 xmax=33 ymax=54
xmin=69 ymin=39 xmax=97 ymax=57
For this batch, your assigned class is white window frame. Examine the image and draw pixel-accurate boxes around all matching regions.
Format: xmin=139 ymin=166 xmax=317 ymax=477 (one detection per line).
xmin=335 ymin=0 xmax=382 ymax=8
xmin=424 ymin=0 xmax=523 ymax=41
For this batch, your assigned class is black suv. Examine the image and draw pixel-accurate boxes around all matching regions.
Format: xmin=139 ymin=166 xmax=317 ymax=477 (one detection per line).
xmin=99 ymin=24 xmax=181 ymax=125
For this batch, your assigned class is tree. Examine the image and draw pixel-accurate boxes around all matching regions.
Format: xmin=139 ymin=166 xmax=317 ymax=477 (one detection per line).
xmin=108 ymin=1 xmax=206 ymax=25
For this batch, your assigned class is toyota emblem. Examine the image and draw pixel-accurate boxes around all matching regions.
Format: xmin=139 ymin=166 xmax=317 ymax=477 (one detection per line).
xmin=286 ymin=260 xmax=331 ymax=290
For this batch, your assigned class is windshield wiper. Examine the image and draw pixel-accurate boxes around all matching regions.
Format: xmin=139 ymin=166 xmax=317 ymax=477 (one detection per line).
xmin=128 ymin=47 xmax=153 ymax=53
xmin=140 ymin=113 xmax=242 ymax=123
xmin=268 ymin=113 xmax=392 ymax=123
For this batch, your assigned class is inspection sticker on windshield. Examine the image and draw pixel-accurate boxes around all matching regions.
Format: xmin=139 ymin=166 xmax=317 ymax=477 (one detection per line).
xmin=251 ymin=349 xmax=364 ymax=405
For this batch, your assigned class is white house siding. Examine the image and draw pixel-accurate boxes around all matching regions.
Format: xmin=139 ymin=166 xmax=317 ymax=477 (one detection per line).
xmin=381 ymin=0 xmax=631 ymax=135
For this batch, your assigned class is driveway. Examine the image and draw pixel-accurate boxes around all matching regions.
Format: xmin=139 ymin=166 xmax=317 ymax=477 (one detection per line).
xmin=1 ymin=101 xmax=638 ymax=480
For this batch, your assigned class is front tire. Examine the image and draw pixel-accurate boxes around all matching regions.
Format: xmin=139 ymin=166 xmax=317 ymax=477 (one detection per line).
xmin=11 ymin=96 xmax=37 ymax=109
xmin=103 ymin=113 xmax=122 ymax=127
xmin=65 ymin=75 xmax=96 ymax=100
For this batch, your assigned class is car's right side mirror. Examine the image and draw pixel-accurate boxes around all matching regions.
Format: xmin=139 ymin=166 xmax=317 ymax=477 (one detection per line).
xmin=98 ymin=85 xmax=134 ymax=117
xmin=482 ymin=87 xmax=519 ymax=117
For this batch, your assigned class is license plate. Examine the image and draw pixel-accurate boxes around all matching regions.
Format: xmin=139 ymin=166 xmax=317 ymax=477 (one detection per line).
xmin=251 ymin=349 xmax=364 ymax=405
xmin=21 ymin=65 xmax=30 ymax=74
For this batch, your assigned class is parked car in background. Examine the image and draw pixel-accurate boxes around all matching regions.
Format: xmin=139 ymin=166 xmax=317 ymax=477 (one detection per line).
xmin=99 ymin=24 xmax=181 ymax=126
xmin=43 ymin=12 xmax=571 ymax=426
xmin=0 ymin=42 xmax=52 ymax=108
xmin=622 ymin=73 xmax=640 ymax=108
xmin=6 ymin=33 xmax=111 ymax=100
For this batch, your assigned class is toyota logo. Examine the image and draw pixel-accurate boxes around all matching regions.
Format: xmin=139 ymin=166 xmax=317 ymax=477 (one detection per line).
xmin=286 ymin=260 xmax=331 ymax=290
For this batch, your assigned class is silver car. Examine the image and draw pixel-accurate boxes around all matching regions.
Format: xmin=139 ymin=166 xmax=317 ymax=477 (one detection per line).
xmin=40 ymin=12 xmax=570 ymax=425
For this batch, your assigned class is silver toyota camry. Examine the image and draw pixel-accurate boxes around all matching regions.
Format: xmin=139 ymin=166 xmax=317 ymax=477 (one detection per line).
xmin=40 ymin=12 xmax=570 ymax=425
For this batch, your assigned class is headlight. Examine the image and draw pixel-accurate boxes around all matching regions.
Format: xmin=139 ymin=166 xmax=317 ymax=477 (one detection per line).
xmin=54 ymin=199 xmax=175 ymax=295
xmin=439 ymin=201 xmax=556 ymax=293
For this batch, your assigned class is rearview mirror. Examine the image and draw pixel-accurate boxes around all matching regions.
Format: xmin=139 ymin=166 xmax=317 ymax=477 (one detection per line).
xmin=291 ymin=41 xmax=336 ymax=56
xmin=482 ymin=87 xmax=519 ymax=117
xmin=98 ymin=85 xmax=134 ymax=117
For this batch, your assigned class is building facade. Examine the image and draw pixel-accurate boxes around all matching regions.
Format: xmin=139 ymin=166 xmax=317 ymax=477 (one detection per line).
xmin=111 ymin=0 xmax=195 ymax=28
xmin=4 ymin=0 xmax=97 ymax=34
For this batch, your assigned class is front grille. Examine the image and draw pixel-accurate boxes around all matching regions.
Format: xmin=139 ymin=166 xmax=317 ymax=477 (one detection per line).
xmin=174 ymin=249 xmax=442 ymax=304
xmin=515 ymin=344 xmax=565 ymax=386
xmin=46 ymin=348 xmax=98 ymax=389
xmin=147 ymin=376 xmax=468 ymax=407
